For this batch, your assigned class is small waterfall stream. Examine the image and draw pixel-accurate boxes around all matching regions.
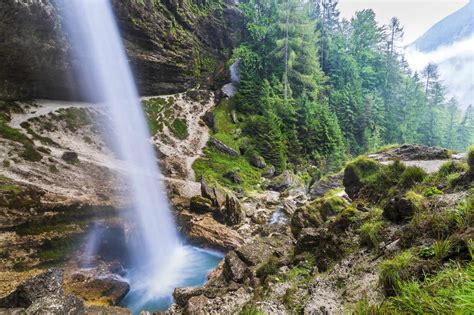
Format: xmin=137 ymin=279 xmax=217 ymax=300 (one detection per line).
xmin=61 ymin=0 xmax=221 ymax=313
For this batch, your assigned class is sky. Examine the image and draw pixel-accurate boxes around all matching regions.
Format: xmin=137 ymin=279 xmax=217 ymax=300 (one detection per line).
xmin=338 ymin=0 xmax=469 ymax=45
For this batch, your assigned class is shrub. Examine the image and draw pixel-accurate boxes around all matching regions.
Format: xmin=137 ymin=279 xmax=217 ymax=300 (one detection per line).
xmin=2 ymin=160 xmax=10 ymax=168
xmin=20 ymin=144 xmax=42 ymax=162
xmin=438 ymin=160 xmax=468 ymax=177
xmin=399 ymin=166 xmax=427 ymax=188
xmin=360 ymin=221 xmax=383 ymax=249
xmin=468 ymin=145 xmax=474 ymax=175
xmin=379 ymin=251 xmax=415 ymax=296
xmin=433 ymin=239 xmax=452 ymax=261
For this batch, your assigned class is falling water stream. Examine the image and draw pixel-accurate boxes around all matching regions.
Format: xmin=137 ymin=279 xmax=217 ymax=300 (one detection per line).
xmin=61 ymin=0 xmax=221 ymax=313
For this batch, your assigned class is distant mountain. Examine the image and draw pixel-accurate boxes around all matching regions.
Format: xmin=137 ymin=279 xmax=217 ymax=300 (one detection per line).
xmin=411 ymin=0 xmax=474 ymax=52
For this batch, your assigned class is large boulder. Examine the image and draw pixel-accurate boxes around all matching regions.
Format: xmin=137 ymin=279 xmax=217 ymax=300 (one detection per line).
xmin=0 ymin=269 xmax=64 ymax=308
xmin=309 ymin=173 xmax=343 ymax=200
xmin=26 ymin=294 xmax=85 ymax=315
xmin=180 ymin=212 xmax=244 ymax=251
xmin=209 ymin=137 xmax=239 ymax=156
xmin=383 ymin=192 xmax=424 ymax=223
xmin=369 ymin=144 xmax=450 ymax=161
xmin=295 ymin=227 xmax=342 ymax=272
xmin=201 ymin=179 xmax=226 ymax=208
xmin=249 ymin=154 xmax=266 ymax=169
xmin=266 ymin=171 xmax=303 ymax=192
xmin=223 ymin=251 xmax=250 ymax=283
xmin=219 ymin=193 xmax=244 ymax=226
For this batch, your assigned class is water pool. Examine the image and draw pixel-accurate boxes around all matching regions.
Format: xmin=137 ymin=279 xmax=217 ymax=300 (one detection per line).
xmin=120 ymin=246 xmax=223 ymax=314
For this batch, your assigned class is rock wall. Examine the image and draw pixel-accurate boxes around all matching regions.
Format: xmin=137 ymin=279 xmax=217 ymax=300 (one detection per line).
xmin=0 ymin=0 xmax=243 ymax=100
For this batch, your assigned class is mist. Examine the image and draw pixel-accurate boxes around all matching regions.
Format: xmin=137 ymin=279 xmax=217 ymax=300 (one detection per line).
xmin=405 ymin=35 xmax=474 ymax=111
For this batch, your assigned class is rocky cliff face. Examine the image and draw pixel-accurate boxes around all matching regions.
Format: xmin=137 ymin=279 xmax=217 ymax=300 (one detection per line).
xmin=0 ymin=0 xmax=243 ymax=100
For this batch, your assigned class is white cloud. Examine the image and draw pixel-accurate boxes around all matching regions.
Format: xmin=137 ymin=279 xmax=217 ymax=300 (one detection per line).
xmin=405 ymin=35 xmax=474 ymax=110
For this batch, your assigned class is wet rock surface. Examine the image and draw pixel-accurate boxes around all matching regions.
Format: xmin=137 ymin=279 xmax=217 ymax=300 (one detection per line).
xmin=0 ymin=0 xmax=243 ymax=99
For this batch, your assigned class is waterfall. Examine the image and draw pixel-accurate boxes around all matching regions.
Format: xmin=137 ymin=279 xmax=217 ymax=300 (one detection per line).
xmin=60 ymin=0 xmax=222 ymax=312
xmin=222 ymin=58 xmax=241 ymax=98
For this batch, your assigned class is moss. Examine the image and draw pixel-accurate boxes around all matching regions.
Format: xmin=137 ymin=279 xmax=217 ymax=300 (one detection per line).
xmin=0 ymin=183 xmax=22 ymax=193
xmin=405 ymin=191 xmax=425 ymax=211
xmin=35 ymin=233 xmax=85 ymax=267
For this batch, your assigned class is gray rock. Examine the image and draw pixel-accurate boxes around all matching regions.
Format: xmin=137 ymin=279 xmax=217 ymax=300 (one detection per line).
xmin=0 ymin=269 xmax=64 ymax=308
xmin=201 ymin=179 xmax=226 ymax=208
xmin=219 ymin=194 xmax=244 ymax=226
xmin=309 ymin=173 xmax=343 ymax=200
xmin=224 ymin=171 xmax=243 ymax=184
xmin=262 ymin=165 xmax=276 ymax=178
xmin=223 ymin=251 xmax=249 ymax=283
xmin=61 ymin=151 xmax=79 ymax=163
xmin=209 ymin=137 xmax=239 ymax=156
xmin=266 ymin=171 xmax=302 ymax=192
xmin=26 ymin=294 xmax=84 ymax=315
xmin=250 ymin=154 xmax=266 ymax=169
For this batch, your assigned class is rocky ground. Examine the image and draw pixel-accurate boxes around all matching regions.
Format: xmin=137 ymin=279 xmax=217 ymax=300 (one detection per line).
xmin=0 ymin=86 xmax=472 ymax=315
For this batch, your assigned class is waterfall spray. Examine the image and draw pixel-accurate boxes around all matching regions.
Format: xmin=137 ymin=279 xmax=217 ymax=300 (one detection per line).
xmin=61 ymin=0 xmax=221 ymax=312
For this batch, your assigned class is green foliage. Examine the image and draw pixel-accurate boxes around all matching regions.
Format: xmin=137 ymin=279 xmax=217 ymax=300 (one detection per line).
xmin=0 ymin=113 xmax=32 ymax=145
xmin=256 ymin=255 xmax=279 ymax=281
xmin=142 ymin=97 xmax=174 ymax=135
xmin=468 ymin=145 xmax=474 ymax=174
xmin=438 ymin=160 xmax=468 ymax=177
xmin=419 ymin=246 xmax=435 ymax=259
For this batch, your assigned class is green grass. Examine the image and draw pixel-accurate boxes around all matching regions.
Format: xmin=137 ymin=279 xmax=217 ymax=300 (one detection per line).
xmin=142 ymin=97 xmax=174 ymax=135
xmin=0 ymin=113 xmax=32 ymax=145
xmin=192 ymin=99 xmax=263 ymax=191
xmin=383 ymin=263 xmax=474 ymax=314
xmin=433 ymin=239 xmax=452 ymax=261
xmin=193 ymin=147 xmax=262 ymax=191
xmin=170 ymin=118 xmax=188 ymax=140
xmin=35 ymin=234 xmax=85 ymax=267
xmin=360 ymin=220 xmax=383 ymax=250
xmin=20 ymin=143 xmax=42 ymax=162
xmin=55 ymin=107 xmax=92 ymax=132
xmin=379 ymin=251 xmax=416 ymax=296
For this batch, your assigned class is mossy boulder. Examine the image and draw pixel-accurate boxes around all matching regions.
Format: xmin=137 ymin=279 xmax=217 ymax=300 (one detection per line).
xmin=190 ymin=196 xmax=214 ymax=214
xmin=219 ymin=193 xmax=244 ymax=226
xmin=468 ymin=145 xmax=474 ymax=178
xmin=383 ymin=191 xmax=424 ymax=223
xmin=295 ymin=227 xmax=342 ymax=272
xmin=266 ymin=171 xmax=303 ymax=192
xmin=343 ymin=157 xmax=381 ymax=199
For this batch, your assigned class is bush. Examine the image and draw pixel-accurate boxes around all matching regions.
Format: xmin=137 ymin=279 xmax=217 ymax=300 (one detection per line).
xmin=438 ymin=160 xmax=468 ymax=177
xmin=170 ymin=118 xmax=188 ymax=140
xmin=468 ymin=145 xmax=474 ymax=175
xmin=399 ymin=166 xmax=427 ymax=188
xmin=20 ymin=144 xmax=42 ymax=162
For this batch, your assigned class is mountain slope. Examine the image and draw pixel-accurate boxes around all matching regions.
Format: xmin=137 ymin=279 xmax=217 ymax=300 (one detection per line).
xmin=411 ymin=0 xmax=474 ymax=52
